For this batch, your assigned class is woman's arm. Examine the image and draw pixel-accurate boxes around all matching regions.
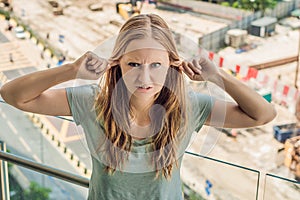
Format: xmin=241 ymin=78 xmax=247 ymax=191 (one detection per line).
xmin=0 ymin=51 xmax=108 ymax=116
xmin=206 ymin=69 xmax=276 ymax=128
xmin=181 ymin=56 xmax=277 ymax=128
xmin=0 ymin=64 xmax=75 ymax=116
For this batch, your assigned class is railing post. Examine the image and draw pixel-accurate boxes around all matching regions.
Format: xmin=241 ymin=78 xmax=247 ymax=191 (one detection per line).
xmin=0 ymin=141 xmax=10 ymax=200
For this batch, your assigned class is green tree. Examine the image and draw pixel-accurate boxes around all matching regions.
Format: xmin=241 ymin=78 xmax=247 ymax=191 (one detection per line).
xmin=237 ymin=0 xmax=277 ymax=15
xmin=257 ymin=0 xmax=277 ymax=15
xmin=24 ymin=182 xmax=51 ymax=200
xmin=221 ymin=1 xmax=231 ymax=7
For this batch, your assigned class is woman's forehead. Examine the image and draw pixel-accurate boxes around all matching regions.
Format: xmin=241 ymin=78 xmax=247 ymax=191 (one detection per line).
xmin=124 ymin=38 xmax=167 ymax=55
xmin=122 ymin=48 xmax=169 ymax=62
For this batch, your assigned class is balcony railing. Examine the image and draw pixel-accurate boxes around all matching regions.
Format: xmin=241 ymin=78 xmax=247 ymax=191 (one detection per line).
xmin=0 ymin=100 xmax=299 ymax=199
xmin=0 ymin=148 xmax=299 ymax=199
xmin=0 ymin=151 xmax=89 ymax=188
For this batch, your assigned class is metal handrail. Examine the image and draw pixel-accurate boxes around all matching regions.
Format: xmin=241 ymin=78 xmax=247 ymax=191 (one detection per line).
xmin=0 ymin=151 xmax=89 ymax=188
xmin=265 ymin=173 xmax=300 ymax=184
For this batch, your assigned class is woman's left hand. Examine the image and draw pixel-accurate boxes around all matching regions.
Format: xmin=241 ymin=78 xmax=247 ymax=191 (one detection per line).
xmin=180 ymin=53 xmax=220 ymax=82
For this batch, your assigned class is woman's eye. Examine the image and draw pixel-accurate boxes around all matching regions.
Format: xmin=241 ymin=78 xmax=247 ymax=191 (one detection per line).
xmin=128 ymin=62 xmax=141 ymax=67
xmin=151 ymin=63 xmax=161 ymax=68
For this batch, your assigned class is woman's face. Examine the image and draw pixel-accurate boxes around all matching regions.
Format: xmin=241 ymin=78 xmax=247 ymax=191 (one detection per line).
xmin=119 ymin=38 xmax=170 ymax=101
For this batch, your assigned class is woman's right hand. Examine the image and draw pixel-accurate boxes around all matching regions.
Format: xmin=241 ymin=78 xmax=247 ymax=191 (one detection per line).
xmin=73 ymin=51 xmax=110 ymax=80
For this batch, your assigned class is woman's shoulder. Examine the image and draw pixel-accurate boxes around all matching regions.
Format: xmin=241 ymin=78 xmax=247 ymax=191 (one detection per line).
xmin=70 ymin=84 xmax=100 ymax=96
xmin=186 ymin=89 xmax=215 ymax=116
xmin=187 ymin=89 xmax=213 ymax=103
xmin=66 ymin=83 xmax=100 ymax=107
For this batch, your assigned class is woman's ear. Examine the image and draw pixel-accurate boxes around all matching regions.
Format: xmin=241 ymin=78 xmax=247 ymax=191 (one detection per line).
xmin=109 ymin=60 xmax=120 ymax=68
xmin=170 ymin=60 xmax=182 ymax=68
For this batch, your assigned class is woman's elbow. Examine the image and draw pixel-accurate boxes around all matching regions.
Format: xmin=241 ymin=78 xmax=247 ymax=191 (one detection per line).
xmin=0 ymin=85 xmax=20 ymax=107
xmin=0 ymin=86 xmax=9 ymax=102
xmin=257 ymin=105 xmax=277 ymax=125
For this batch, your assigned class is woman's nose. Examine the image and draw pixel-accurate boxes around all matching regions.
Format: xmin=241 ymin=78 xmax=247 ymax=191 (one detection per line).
xmin=137 ymin=66 xmax=151 ymax=83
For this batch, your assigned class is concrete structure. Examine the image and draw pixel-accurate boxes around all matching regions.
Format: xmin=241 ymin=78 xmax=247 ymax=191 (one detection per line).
xmin=225 ymin=29 xmax=248 ymax=48
xmin=251 ymin=17 xmax=277 ymax=37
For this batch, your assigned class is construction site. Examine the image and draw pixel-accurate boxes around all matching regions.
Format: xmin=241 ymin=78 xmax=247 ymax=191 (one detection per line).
xmin=0 ymin=0 xmax=300 ymax=199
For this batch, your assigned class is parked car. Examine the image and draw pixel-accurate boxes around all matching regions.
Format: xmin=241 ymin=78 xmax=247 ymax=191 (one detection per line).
xmin=14 ymin=26 xmax=26 ymax=39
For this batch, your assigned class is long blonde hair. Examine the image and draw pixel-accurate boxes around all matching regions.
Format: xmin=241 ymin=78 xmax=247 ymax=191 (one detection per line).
xmin=94 ymin=14 xmax=187 ymax=179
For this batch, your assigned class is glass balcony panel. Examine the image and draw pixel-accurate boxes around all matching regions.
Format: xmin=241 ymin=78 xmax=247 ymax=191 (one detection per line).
xmin=0 ymin=101 xmax=90 ymax=175
xmin=8 ymin=165 xmax=88 ymax=199
xmin=181 ymin=152 xmax=259 ymax=200
xmin=263 ymin=173 xmax=300 ymax=200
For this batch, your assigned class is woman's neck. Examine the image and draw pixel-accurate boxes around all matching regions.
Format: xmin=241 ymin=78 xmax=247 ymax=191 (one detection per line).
xmin=130 ymin=97 xmax=154 ymax=126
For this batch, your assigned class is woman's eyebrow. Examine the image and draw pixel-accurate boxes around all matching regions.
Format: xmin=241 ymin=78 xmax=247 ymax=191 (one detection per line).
xmin=124 ymin=56 xmax=141 ymax=62
xmin=126 ymin=58 xmax=164 ymax=63
xmin=124 ymin=54 xmax=168 ymax=63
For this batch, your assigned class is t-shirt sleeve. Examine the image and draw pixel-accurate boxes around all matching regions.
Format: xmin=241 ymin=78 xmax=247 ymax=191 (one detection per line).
xmin=188 ymin=91 xmax=215 ymax=132
xmin=65 ymin=84 xmax=99 ymax=125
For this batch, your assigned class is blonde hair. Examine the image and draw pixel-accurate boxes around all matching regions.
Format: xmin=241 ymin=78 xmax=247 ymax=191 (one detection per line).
xmin=94 ymin=14 xmax=187 ymax=179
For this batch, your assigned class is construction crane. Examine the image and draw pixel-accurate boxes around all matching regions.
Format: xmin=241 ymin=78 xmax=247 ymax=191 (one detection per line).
xmin=116 ymin=0 xmax=144 ymax=20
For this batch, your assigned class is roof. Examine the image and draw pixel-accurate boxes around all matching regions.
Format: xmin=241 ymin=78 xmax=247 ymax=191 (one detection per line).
xmin=251 ymin=17 xmax=277 ymax=27
xmin=227 ymin=29 xmax=247 ymax=36
xmin=291 ymin=9 xmax=300 ymax=17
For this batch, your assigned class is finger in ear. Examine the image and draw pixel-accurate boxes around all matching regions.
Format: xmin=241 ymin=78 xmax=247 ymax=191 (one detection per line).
xmin=170 ymin=59 xmax=182 ymax=67
xmin=108 ymin=59 xmax=120 ymax=68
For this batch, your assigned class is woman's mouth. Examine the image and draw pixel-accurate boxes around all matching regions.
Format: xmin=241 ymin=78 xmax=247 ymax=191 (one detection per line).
xmin=136 ymin=86 xmax=153 ymax=92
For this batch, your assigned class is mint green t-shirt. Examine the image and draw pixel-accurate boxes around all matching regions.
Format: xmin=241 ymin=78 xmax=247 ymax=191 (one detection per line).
xmin=66 ymin=84 xmax=214 ymax=200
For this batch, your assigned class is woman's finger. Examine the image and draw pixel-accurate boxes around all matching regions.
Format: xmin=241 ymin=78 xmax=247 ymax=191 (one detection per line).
xmin=87 ymin=58 xmax=107 ymax=70
xmin=95 ymin=60 xmax=109 ymax=74
xmin=87 ymin=63 xmax=98 ymax=70
xmin=182 ymin=61 xmax=194 ymax=77
xmin=107 ymin=63 xmax=111 ymax=70
xmin=190 ymin=59 xmax=202 ymax=74
xmin=87 ymin=58 xmax=100 ymax=66
xmin=187 ymin=62 xmax=202 ymax=76
xmin=95 ymin=65 xmax=104 ymax=73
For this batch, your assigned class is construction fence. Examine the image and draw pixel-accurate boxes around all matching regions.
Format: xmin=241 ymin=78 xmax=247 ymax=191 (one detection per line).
xmin=198 ymin=0 xmax=299 ymax=51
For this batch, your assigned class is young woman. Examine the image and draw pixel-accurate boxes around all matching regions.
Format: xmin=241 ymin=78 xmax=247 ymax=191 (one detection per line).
xmin=0 ymin=14 xmax=276 ymax=199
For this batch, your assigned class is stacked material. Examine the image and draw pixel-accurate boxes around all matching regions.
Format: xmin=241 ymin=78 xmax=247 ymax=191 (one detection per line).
xmin=284 ymin=136 xmax=300 ymax=178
